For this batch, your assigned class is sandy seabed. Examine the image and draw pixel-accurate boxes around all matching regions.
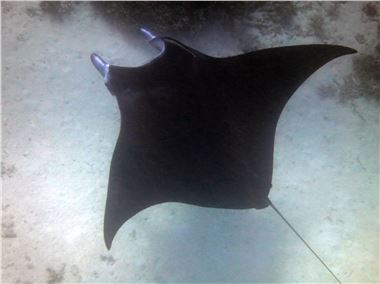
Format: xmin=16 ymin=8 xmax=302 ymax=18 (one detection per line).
xmin=2 ymin=2 xmax=379 ymax=283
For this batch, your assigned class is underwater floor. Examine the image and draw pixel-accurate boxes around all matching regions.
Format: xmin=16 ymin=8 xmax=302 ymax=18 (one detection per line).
xmin=2 ymin=2 xmax=379 ymax=283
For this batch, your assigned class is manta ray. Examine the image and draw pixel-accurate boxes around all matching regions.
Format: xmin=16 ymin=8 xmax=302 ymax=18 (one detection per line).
xmin=91 ymin=28 xmax=356 ymax=283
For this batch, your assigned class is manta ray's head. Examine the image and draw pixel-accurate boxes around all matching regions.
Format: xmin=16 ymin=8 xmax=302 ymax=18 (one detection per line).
xmin=90 ymin=27 xmax=198 ymax=98
xmin=90 ymin=28 xmax=164 ymax=86
xmin=90 ymin=28 xmax=203 ymax=127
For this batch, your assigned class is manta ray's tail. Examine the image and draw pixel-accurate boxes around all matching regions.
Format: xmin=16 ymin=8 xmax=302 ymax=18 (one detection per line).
xmin=266 ymin=198 xmax=342 ymax=284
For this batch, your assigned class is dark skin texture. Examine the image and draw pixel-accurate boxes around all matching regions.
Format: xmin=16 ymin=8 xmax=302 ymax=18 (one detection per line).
xmin=95 ymin=38 xmax=356 ymax=249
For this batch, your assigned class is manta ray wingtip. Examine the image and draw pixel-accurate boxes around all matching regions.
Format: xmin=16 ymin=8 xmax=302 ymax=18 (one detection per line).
xmin=330 ymin=45 xmax=357 ymax=56
xmin=341 ymin=46 xmax=357 ymax=55
xmin=104 ymin=225 xmax=116 ymax=250
xmin=105 ymin=236 xmax=112 ymax=250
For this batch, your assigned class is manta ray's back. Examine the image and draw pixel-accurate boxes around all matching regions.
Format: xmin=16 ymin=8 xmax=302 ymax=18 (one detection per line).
xmin=91 ymin=29 xmax=356 ymax=250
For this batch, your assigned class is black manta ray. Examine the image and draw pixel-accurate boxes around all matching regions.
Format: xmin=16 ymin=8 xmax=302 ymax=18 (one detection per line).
xmin=91 ymin=28 xmax=356 ymax=282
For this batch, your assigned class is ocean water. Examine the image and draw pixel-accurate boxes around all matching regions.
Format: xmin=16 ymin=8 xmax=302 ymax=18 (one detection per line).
xmin=2 ymin=2 xmax=379 ymax=283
